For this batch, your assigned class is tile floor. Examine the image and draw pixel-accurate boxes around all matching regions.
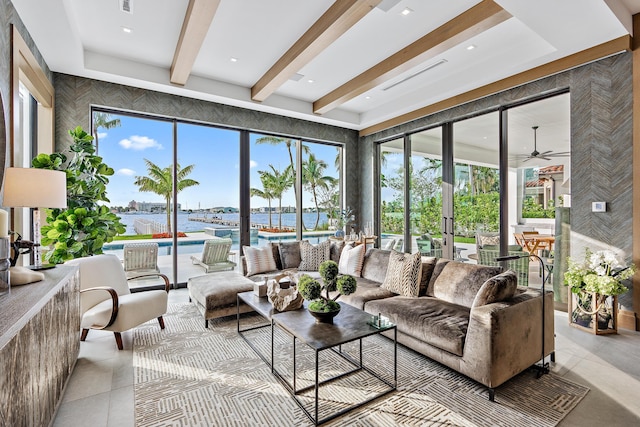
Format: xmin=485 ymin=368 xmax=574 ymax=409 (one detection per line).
xmin=52 ymin=288 xmax=640 ymax=427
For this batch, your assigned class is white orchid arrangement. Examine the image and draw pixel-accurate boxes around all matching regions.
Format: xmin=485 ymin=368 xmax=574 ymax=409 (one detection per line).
xmin=564 ymin=249 xmax=636 ymax=296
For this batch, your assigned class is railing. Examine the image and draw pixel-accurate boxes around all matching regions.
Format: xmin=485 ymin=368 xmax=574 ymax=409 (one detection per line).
xmin=133 ymin=218 xmax=167 ymax=235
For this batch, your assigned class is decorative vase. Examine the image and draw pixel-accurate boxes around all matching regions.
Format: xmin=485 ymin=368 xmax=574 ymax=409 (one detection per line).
xmin=334 ymin=229 xmax=345 ymax=238
xmin=308 ymin=307 xmax=341 ymax=324
xmin=569 ymin=291 xmax=618 ymax=335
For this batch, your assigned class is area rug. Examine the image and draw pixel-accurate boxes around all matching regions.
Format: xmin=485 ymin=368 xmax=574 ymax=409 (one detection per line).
xmin=134 ymin=303 xmax=588 ymax=426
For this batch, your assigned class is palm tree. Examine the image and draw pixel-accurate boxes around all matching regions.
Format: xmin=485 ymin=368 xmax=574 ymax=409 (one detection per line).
xmin=250 ymin=173 xmax=276 ymax=228
xmin=303 ymin=153 xmax=337 ymax=230
xmin=134 ymin=159 xmax=199 ymax=232
xmin=255 ymin=136 xmax=309 ymax=200
xmin=92 ymin=112 xmax=121 ymax=152
xmin=259 ymin=165 xmax=294 ymax=230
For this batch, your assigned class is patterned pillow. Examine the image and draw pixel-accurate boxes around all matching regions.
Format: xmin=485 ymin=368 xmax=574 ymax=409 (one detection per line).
xmin=338 ymin=243 xmax=365 ymax=277
xmin=479 ymin=235 xmax=500 ymax=247
xmin=381 ymin=250 xmax=422 ymax=297
xmin=243 ymin=246 xmax=277 ymax=276
xmin=298 ymin=240 xmax=331 ymax=271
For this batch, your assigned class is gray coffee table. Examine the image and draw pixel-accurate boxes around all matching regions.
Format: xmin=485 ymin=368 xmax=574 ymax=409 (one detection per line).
xmin=237 ymin=291 xmax=397 ymax=426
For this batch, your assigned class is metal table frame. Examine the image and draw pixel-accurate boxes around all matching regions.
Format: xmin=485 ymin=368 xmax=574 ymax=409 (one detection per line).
xmin=237 ymin=292 xmax=397 ymax=426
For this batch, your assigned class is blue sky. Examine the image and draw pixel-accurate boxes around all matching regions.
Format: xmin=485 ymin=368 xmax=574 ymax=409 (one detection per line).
xmin=97 ymin=114 xmax=340 ymax=210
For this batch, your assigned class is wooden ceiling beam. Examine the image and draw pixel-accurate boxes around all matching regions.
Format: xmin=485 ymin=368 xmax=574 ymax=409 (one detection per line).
xmin=313 ymin=0 xmax=510 ymax=115
xmin=359 ymin=35 xmax=632 ymax=136
xmin=251 ymin=0 xmax=382 ymax=103
xmin=170 ymin=0 xmax=220 ymax=86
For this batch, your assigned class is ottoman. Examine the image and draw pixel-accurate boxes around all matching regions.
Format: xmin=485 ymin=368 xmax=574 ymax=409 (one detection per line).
xmin=187 ymin=271 xmax=256 ymax=327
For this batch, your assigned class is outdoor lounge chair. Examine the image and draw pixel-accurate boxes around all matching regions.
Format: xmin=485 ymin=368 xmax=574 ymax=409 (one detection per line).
xmin=123 ymin=242 xmax=160 ymax=279
xmin=191 ymin=238 xmax=236 ymax=273
xmin=478 ymin=247 xmax=530 ymax=287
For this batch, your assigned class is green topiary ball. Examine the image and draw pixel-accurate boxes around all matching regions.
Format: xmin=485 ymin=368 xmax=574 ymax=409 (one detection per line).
xmin=297 ymin=274 xmax=322 ymax=301
xmin=319 ymin=260 xmax=339 ymax=284
xmin=337 ymin=274 xmax=357 ymax=296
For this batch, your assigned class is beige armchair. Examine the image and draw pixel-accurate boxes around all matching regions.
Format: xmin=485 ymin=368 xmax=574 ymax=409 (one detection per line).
xmin=67 ymin=254 xmax=170 ymax=350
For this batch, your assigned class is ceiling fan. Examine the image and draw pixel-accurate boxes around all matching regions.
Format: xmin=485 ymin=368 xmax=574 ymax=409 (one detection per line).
xmin=521 ymin=125 xmax=570 ymax=162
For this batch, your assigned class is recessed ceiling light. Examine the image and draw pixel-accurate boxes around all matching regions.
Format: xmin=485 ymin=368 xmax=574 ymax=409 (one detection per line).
xmin=400 ymin=7 xmax=413 ymax=16
xmin=121 ymin=26 xmax=132 ymax=34
xmin=230 ymin=57 xmax=238 ymax=62
xmin=307 ymin=79 xmax=314 ymax=83
xmin=365 ymin=96 xmax=371 ymax=100
xmin=466 ymin=45 xmax=476 ymax=50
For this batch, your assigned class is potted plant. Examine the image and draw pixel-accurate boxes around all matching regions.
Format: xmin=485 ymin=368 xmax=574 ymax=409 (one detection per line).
xmin=564 ymin=249 xmax=636 ymax=331
xmin=32 ymin=126 xmax=126 ymax=263
xmin=297 ymin=260 xmax=357 ymax=323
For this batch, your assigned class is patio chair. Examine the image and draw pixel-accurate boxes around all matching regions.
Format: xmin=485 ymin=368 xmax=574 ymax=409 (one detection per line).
xmin=478 ymin=247 xmax=530 ymax=287
xmin=191 ymin=238 xmax=236 ymax=273
xmin=416 ymin=234 xmax=443 ymax=257
xmin=123 ymin=242 xmax=160 ymax=279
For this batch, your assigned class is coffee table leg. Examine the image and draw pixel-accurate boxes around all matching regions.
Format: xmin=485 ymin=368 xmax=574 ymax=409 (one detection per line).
xmin=315 ymin=349 xmax=319 ymax=425
xmin=271 ymin=319 xmax=274 ymax=374
xmin=359 ymin=339 xmax=363 ymax=368
xmin=293 ymin=337 xmax=297 ymax=393
xmin=394 ymin=327 xmax=398 ymax=388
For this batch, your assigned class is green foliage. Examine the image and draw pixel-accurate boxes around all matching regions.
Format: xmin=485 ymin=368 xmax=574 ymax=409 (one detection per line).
xmin=337 ymin=275 xmax=357 ymax=296
xmin=34 ymin=126 xmax=126 ymax=264
xmin=297 ymin=263 xmax=357 ymax=312
xmin=522 ymin=197 xmax=556 ymax=218
xmin=309 ymin=300 xmax=340 ymax=312
xmin=319 ymin=260 xmax=338 ymax=291
xmin=297 ymin=274 xmax=322 ymax=301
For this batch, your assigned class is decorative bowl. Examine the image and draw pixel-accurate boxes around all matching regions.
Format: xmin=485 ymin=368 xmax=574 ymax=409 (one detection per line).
xmin=308 ymin=307 xmax=341 ymax=324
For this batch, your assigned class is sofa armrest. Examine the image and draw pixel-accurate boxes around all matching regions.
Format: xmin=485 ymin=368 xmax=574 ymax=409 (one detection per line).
xmin=463 ymin=289 xmax=554 ymax=388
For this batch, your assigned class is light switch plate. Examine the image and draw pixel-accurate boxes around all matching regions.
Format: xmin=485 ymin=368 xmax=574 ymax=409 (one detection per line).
xmin=592 ymin=202 xmax=606 ymax=212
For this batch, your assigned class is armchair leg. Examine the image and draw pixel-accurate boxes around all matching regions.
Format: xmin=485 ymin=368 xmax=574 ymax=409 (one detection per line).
xmin=114 ymin=332 xmax=123 ymax=350
xmin=488 ymin=388 xmax=495 ymax=402
xmin=157 ymin=316 xmax=165 ymax=329
xmin=80 ymin=329 xmax=89 ymax=341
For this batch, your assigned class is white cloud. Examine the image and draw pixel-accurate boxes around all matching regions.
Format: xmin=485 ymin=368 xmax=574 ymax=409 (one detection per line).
xmin=117 ymin=168 xmax=136 ymax=176
xmin=119 ymin=135 xmax=163 ymax=150
xmin=98 ymin=132 xmax=107 ymax=140
xmin=250 ymin=160 xmax=258 ymax=168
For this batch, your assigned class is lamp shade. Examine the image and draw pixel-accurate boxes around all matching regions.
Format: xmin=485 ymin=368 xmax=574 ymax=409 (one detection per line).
xmin=3 ymin=167 xmax=68 ymax=209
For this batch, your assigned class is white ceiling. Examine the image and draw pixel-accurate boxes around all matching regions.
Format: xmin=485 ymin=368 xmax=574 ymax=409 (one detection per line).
xmin=10 ymin=0 xmax=637 ymax=132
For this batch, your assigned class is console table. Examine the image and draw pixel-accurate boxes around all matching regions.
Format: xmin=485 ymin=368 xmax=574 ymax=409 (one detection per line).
xmin=0 ymin=265 xmax=80 ymax=426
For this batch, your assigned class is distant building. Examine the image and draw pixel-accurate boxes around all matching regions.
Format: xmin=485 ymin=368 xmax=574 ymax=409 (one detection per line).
xmin=129 ymin=200 xmax=181 ymax=212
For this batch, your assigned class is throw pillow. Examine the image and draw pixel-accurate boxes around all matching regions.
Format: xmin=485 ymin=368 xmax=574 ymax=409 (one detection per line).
xmin=479 ymin=235 xmax=500 ymax=247
xmin=298 ymin=240 xmax=331 ymax=271
xmin=278 ymin=241 xmax=303 ymax=269
xmin=243 ymin=245 xmax=277 ymax=276
xmin=472 ymin=270 xmax=518 ymax=308
xmin=329 ymin=240 xmax=345 ymax=263
xmin=381 ymin=250 xmax=422 ymax=297
xmin=338 ymin=243 xmax=365 ymax=276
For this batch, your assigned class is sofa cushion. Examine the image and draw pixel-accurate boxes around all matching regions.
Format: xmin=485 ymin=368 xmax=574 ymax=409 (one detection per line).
xmin=381 ymin=250 xmax=422 ymax=297
xmin=365 ymin=296 xmax=470 ymax=357
xmin=361 ymin=248 xmax=391 ymax=282
xmin=418 ymin=257 xmax=437 ymax=296
xmin=340 ymin=277 xmax=396 ymax=310
xmin=329 ymin=240 xmax=345 ymax=263
xmin=472 ymin=270 xmax=518 ymax=308
xmin=431 ymin=262 xmax=503 ymax=308
xmin=243 ymin=246 xmax=277 ymax=277
xmin=426 ymin=258 xmax=452 ymax=296
xmin=269 ymin=243 xmax=283 ymax=270
xmin=278 ymin=241 xmax=302 ymax=269
xmin=298 ymin=240 xmax=331 ymax=271
xmin=338 ymin=243 xmax=365 ymax=276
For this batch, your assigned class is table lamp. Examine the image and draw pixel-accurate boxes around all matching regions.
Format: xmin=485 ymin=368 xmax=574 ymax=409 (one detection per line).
xmin=496 ymin=252 xmax=550 ymax=377
xmin=2 ymin=167 xmax=67 ymax=270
